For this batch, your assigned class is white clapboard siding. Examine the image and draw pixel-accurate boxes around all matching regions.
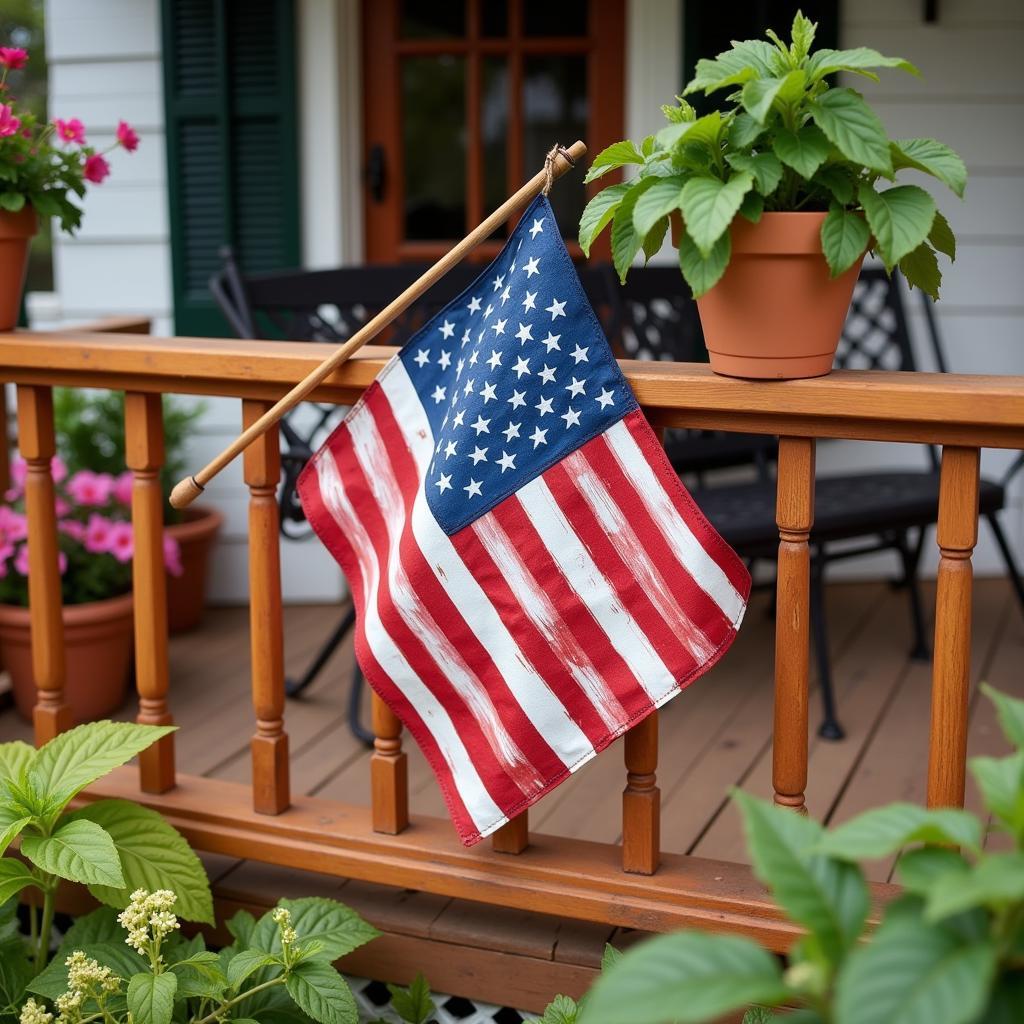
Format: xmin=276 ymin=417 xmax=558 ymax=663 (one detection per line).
xmin=844 ymin=0 xmax=1024 ymax=28
xmin=46 ymin=0 xmax=159 ymax=61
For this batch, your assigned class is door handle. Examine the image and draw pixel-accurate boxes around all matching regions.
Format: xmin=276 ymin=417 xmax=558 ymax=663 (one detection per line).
xmin=366 ymin=145 xmax=387 ymax=203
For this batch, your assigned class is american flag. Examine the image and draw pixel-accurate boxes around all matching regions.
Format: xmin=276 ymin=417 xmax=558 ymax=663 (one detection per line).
xmin=298 ymin=195 xmax=750 ymax=846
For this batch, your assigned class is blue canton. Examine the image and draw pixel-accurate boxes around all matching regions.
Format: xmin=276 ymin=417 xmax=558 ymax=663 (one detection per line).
xmin=398 ymin=195 xmax=637 ymax=536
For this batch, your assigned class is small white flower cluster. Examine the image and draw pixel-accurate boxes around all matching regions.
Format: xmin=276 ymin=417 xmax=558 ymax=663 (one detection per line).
xmin=117 ymin=888 xmax=180 ymax=956
xmin=65 ymin=951 xmax=120 ymax=996
xmin=271 ymin=906 xmax=297 ymax=948
xmin=19 ymin=998 xmax=53 ymax=1024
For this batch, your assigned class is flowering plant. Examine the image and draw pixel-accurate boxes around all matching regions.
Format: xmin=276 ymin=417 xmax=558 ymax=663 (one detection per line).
xmin=0 ymin=457 xmax=181 ymax=608
xmin=0 ymin=45 xmax=138 ymax=231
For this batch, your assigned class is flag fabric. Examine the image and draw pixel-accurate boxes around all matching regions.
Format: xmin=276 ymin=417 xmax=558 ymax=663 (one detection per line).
xmin=298 ymin=194 xmax=750 ymax=846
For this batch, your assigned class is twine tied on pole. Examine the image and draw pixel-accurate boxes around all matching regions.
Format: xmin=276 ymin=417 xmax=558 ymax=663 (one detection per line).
xmin=542 ymin=144 xmax=575 ymax=195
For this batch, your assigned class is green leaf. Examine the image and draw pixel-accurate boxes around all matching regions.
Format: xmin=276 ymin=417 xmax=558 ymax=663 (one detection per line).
xmin=285 ymin=961 xmax=358 ymax=1024
xmin=834 ymin=916 xmax=997 ymax=1024
xmin=21 ymin=818 xmax=124 ymax=887
xmin=0 ymin=193 xmax=26 ymax=213
xmin=726 ymin=152 xmax=783 ymax=196
xmin=601 ymin=942 xmax=623 ymax=972
xmin=59 ymin=906 xmax=124 ymax=947
xmin=734 ymin=791 xmax=869 ymax=964
xmin=982 ymin=683 xmax=1024 ymax=749
xmin=970 ymin=751 xmax=1024 ymax=830
xmin=772 ymin=124 xmax=831 ymax=180
xmin=127 ymin=972 xmax=177 ymax=1024
xmin=0 ymin=860 xmax=36 ymax=904
xmin=741 ymin=70 xmax=805 ymax=124
xmin=227 ymin=908 xmax=257 ymax=947
xmin=641 ymin=217 xmax=669 ymax=263
xmin=583 ymin=141 xmax=644 ymax=184
xmin=928 ymin=210 xmax=956 ymax=262
xmin=791 ymin=11 xmax=817 ymax=63
xmin=387 ymin=972 xmax=434 ymax=1024
xmin=858 ymin=183 xmax=936 ymax=270
xmin=678 ymin=229 xmax=730 ymax=299
xmin=810 ymin=88 xmax=892 ymax=175
xmin=0 ymin=741 xmax=35 ymax=786
xmin=925 ymin=852 xmax=1024 ymax=921
xmin=739 ymin=191 xmax=764 ymax=223
xmin=684 ymin=49 xmax=760 ymax=96
xmin=806 ymin=47 xmax=920 ymax=83
xmin=578 ymin=183 xmax=630 ymax=258
xmin=817 ymin=803 xmax=981 ymax=860
xmin=0 ymin=815 xmax=30 ymax=856
xmin=611 ymin=179 xmax=658 ymax=282
xmin=31 ymin=722 xmax=177 ymax=809
xmin=69 ymin=799 xmax=214 ymax=923
xmin=632 ymin=176 xmax=685 ymax=238
xmin=891 ymin=139 xmax=967 ymax=199
xmin=536 ymin=994 xmax=579 ymax=1024
xmin=729 ymin=113 xmax=766 ymax=150
xmin=170 ymin=951 xmax=228 ymax=999
xmin=895 ymin=847 xmax=969 ymax=896
xmin=579 ymin=931 xmax=787 ymax=1024
xmin=250 ymin=897 xmax=380 ymax=961
xmin=813 ymin=166 xmax=855 ymax=205
xmin=819 ymin=206 xmax=870 ymax=278
xmin=899 ymin=244 xmax=942 ymax=301
xmin=227 ymin=949 xmax=280 ymax=989
xmin=984 ymin=974 xmax=1024 ymax=1024
xmin=680 ymin=173 xmax=752 ymax=256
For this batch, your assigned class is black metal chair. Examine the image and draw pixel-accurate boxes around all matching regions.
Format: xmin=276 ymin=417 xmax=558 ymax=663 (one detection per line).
xmin=614 ymin=265 xmax=1024 ymax=739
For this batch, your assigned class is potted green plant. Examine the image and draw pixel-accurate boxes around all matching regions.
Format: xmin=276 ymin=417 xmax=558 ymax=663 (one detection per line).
xmin=54 ymin=389 xmax=222 ymax=634
xmin=0 ymin=458 xmax=182 ymax=721
xmin=579 ymin=11 xmax=966 ymax=380
xmin=0 ymin=43 xmax=139 ymax=330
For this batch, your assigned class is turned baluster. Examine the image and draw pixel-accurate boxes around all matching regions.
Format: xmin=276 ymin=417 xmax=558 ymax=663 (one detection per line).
xmin=773 ymin=436 xmax=815 ymax=813
xmin=623 ymin=711 xmax=660 ymax=873
xmin=243 ymin=399 xmax=290 ymax=814
xmin=16 ymin=385 xmax=73 ymax=744
xmin=125 ymin=392 xmax=175 ymax=791
xmin=927 ymin=446 xmax=980 ymax=809
xmin=371 ymin=691 xmax=408 ymax=834
xmin=492 ymin=811 xmax=528 ymax=854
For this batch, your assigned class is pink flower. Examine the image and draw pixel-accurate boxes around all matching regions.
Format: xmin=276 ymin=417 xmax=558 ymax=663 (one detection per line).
xmin=163 ymin=535 xmax=183 ymax=577
xmin=67 ymin=469 xmax=114 ymax=506
xmin=54 ymin=497 xmax=71 ymax=517
xmin=13 ymin=544 xmax=29 ymax=576
xmin=116 ymin=120 xmax=139 ymax=153
xmin=0 ymin=48 xmax=28 ymax=71
xmin=59 ymin=519 xmax=85 ymax=541
xmin=82 ymin=153 xmax=110 ymax=184
xmin=54 ymin=117 xmax=85 ymax=144
xmin=84 ymin=513 xmax=114 ymax=554
xmin=113 ymin=471 xmax=134 ymax=506
xmin=52 ymin=455 xmax=67 ymax=484
xmin=107 ymin=521 xmax=133 ymax=563
xmin=0 ymin=506 xmax=27 ymax=543
xmin=0 ymin=103 xmax=21 ymax=138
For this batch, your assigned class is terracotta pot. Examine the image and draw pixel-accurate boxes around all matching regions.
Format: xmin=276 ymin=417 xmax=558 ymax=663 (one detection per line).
xmin=0 ymin=591 xmax=134 ymax=723
xmin=165 ymin=505 xmax=223 ymax=633
xmin=0 ymin=207 xmax=38 ymax=332
xmin=695 ymin=212 xmax=863 ymax=380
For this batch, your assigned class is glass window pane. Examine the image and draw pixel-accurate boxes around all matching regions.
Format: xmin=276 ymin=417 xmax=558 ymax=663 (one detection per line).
xmin=522 ymin=55 xmax=587 ymax=236
xmin=482 ymin=57 xmax=509 ymax=237
xmin=402 ymin=56 xmax=466 ymax=240
xmin=522 ymin=0 xmax=587 ymax=37
xmin=401 ymin=0 xmax=465 ymax=38
xmin=481 ymin=0 xmax=508 ymax=37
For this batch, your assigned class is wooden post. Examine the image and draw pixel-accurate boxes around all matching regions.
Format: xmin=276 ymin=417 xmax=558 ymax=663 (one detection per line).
xmin=773 ymin=436 xmax=815 ymax=813
xmin=622 ymin=711 xmax=660 ymax=874
xmin=492 ymin=812 xmax=529 ymax=854
xmin=371 ymin=691 xmax=409 ymax=834
xmin=927 ymin=446 xmax=980 ymax=809
xmin=0 ymin=384 xmax=10 ymax=493
xmin=16 ymin=385 xmax=73 ymax=744
xmin=242 ymin=399 xmax=290 ymax=815
xmin=125 ymin=392 xmax=175 ymax=792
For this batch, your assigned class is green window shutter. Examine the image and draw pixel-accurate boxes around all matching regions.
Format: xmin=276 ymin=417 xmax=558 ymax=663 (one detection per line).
xmin=162 ymin=0 xmax=300 ymax=336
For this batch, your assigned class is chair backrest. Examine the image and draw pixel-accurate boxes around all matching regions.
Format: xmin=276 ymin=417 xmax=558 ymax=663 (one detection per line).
xmin=835 ymin=266 xmax=918 ymax=372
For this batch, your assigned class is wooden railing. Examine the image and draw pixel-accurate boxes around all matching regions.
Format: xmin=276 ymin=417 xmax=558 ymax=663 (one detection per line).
xmin=3 ymin=329 xmax=1023 ymax=950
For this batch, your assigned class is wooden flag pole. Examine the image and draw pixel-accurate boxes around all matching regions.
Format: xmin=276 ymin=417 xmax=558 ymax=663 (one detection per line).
xmin=169 ymin=140 xmax=587 ymax=509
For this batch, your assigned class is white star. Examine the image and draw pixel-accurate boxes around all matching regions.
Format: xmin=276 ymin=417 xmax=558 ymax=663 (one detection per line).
xmin=523 ymin=256 xmax=541 ymax=277
xmin=571 ymin=344 xmax=589 ymax=364
xmin=503 ymin=422 xmax=522 ymax=442
xmin=522 ymin=290 xmax=537 ymax=312
xmin=535 ymin=395 xmax=554 ymax=416
xmin=469 ymin=350 xmax=479 ymax=366
xmin=464 ymin=478 xmax=483 ymax=498
xmin=414 ymin=348 xmax=430 ymax=367
xmin=515 ymin=323 xmax=533 ymax=344
xmin=500 ymin=285 xmax=512 ymax=304
xmin=484 ymin=303 xmax=494 ymax=318
xmin=469 ymin=445 xmax=489 ymax=465
xmin=596 ymin=388 xmax=615 ymax=409
xmin=477 ymin=329 xmax=486 ymax=344
xmin=436 ymin=436 xmax=444 ymax=452
xmin=444 ymin=440 xmax=457 ymax=458
xmin=471 ymin=415 xmax=491 ymax=435
xmin=462 ymin=329 xmax=471 ymax=346
xmin=440 ymin=319 xmax=455 ymax=339
xmin=456 ymin=357 xmax=465 ymax=378
xmin=546 ymin=298 xmax=567 ymax=320
xmin=486 ymin=349 xmax=502 ymax=370
xmin=480 ymin=381 xmax=498 ymax=403
xmin=529 ymin=217 xmax=545 ymax=239
xmin=507 ymin=388 xmax=527 ymax=409
xmin=492 ymin=318 xmax=507 ymax=336
xmin=540 ymin=332 xmax=561 ymax=353
xmin=467 ymin=296 xmax=482 ymax=314
xmin=464 ymin=378 xmax=475 ymax=396
xmin=453 ymin=410 xmax=465 ymax=428
xmin=497 ymin=450 xmax=517 ymax=473
xmin=530 ymin=426 xmax=549 ymax=448
xmin=513 ymin=356 xmax=531 ymax=379
xmin=438 ymin=350 xmax=452 ymax=370
xmin=561 ymin=407 xmax=582 ymax=428
xmin=435 ymin=473 xmax=452 ymax=494
xmin=431 ymin=385 xmax=447 ymax=404
xmin=538 ymin=364 xmax=557 ymax=385
xmin=566 ymin=376 xmax=586 ymax=397
xmin=492 ymin=274 xmax=505 ymax=293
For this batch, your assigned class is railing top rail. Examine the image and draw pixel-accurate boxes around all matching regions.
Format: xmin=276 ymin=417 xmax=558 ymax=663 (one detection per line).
xmin=3 ymin=330 xmax=1023 ymax=448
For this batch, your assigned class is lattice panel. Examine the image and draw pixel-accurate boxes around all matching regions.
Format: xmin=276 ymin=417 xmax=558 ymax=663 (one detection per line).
xmin=350 ymin=976 xmax=530 ymax=1024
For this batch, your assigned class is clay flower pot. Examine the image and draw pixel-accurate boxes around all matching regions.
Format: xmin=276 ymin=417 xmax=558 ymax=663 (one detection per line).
xmin=165 ymin=504 xmax=223 ymax=633
xmin=695 ymin=212 xmax=863 ymax=380
xmin=0 ymin=207 xmax=38 ymax=332
xmin=0 ymin=591 xmax=134 ymax=723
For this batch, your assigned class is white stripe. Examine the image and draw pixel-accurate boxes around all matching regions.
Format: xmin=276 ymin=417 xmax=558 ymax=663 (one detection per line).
xmin=312 ymin=447 xmax=504 ymax=831
xmin=379 ymin=363 xmax=598 ymax=764
xmin=604 ymin=420 xmax=746 ymax=627
xmin=518 ymin=476 xmax=677 ymax=701
xmin=563 ymin=448 xmax=717 ymax=663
